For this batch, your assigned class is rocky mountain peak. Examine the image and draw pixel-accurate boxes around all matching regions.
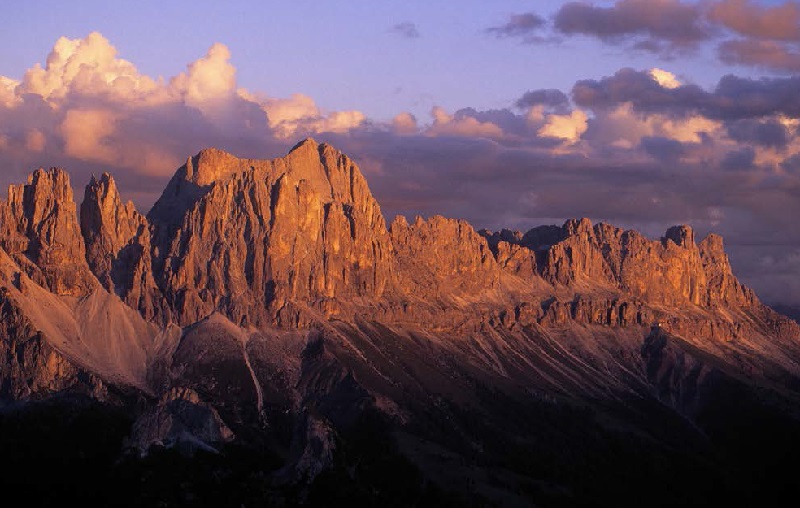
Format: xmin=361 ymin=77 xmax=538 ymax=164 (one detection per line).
xmin=185 ymin=147 xmax=243 ymax=186
xmin=0 ymin=167 xmax=94 ymax=296
xmin=665 ymin=224 xmax=695 ymax=248
xmin=563 ymin=217 xmax=595 ymax=238
xmin=80 ymin=171 xmax=148 ymax=294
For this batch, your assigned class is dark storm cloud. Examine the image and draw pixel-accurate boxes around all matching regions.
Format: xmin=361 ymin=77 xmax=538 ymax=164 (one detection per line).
xmin=486 ymin=13 xmax=546 ymax=39
xmin=719 ymin=39 xmax=800 ymax=72
xmin=390 ymin=22 xmax=421 ymax=39
xmin=572 ymin=68 xmax=800 ymax=120
xmin=553 ymin=0 xmax=711 ymax=53
xmin=721 ymin=146 xmax=757 ymax=170
xmin=641 ymin=136 xmax=689 ymax=164
xmin=726 ymin=119 xmax=789 ymax=148
xmin=572 ymin=68 xmax=708 ymax=113
xmin=515 ymin=89 xmax=571 ymax=113
xmin=782 ymin=153 xmax=800 ymax=173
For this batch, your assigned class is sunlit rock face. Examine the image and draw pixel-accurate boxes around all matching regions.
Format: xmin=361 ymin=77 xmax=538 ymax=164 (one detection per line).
xmin=1 ymin=139 xmax=799 ymax=506
xmin=0 ymin=168 xmax=96 ymax=296
xmin=146 ymin=139 xmax=394 ymax=327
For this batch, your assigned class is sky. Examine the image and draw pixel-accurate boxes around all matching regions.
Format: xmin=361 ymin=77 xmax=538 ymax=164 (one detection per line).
xmin=1 ymin=0 xmax=800 ymax=307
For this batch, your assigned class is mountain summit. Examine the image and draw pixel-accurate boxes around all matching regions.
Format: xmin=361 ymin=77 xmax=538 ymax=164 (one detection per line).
xmin=1 ymin=140 xmax=799 ymax=506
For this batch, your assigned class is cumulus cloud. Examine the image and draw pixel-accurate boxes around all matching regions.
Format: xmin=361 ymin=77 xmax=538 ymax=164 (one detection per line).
xmin=573 ymin=68 xmax=800 ymax=120
xmin=649 ymin=68 xmax=682 ymax=89
xmin=59 ymin=109 xmax=118 ymax=163
xmin=515 ymin=88 xmax=571 ymax=113
xmin=426 ymin=106 xmax=504 ymax=138
xmin=20 ymin=32 xmax=160 ymax=103
xmin=0 ymin=31 xmax=369 ymax=189
xmin=538 ymin=109 xmax=588 ymax=144
xmin=553 ymin=0 xmax=710 ymax=53
xmin=172 ymin=42 xmax=236 ymax=107
xmin=392 ymin=112 xmax=419 ymax=134
xmin=391 ymin=22 xmax=420 ymax=39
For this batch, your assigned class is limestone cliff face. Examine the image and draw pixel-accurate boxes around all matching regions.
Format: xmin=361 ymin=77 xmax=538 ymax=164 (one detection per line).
xmin=146 ymin=139 xmax=394 ymax=326
xmin=0 ymin=145 xmax=770 ymax=331
xmin=485 ymin=218 xmax=732 ymax=309
xmin=81 ymin=173 xmax=146 ymax=288
xmin=390 ymin=215 xmax=499 ymax=300
xmin=699 ymin=233 xmax=756 ymax=308
xmin=80 ymin=173 xmax=164 ymax=322
xmin=0 ymin=168 xmax=95 ymax=296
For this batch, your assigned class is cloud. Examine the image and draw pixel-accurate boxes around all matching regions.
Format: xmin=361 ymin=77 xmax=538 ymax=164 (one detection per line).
xmin=721 ymin=146 xmax=757 ymax=170
xmin=426 ymin=106 xmax=505 ymax=139
xmin=19 ymin=32 xmax=160 ymax=103
xmin=515 ymin=88 xmax=571 ymax=113
xmin=171 ymin=42 xmax=236 ymax=108
xmin=553 ymin=0 xmax=710 ymax=53
xmin=24 ymin=129 xmax=46 ymax=152
xmin=649 ymin=68 xmax=682 ymax=89
xmin=641 ymin=136 xmax=689 ymax=163
xmin=0 ymin=31 xmax=369 ymax=187
xmin=392 ymin=112 xmax=419 ymax=134
xmin=488 ymin=1 xmax=800 ymax=73
xmin=709 ymin=0 xmax=800 ymax=41
xmin=241 ymin=91 xmax=366 ymax=138
xmin=486 ymin=13 xmax=546 ymax=39
xmin=572 ymin=68 xmax=800 ymax=120
xmin=726 ymin=118 xmax=789 ymax=148
xmin=59 ymin=109 xmax=118 ymax=162
xmin=538 ymin=109 xmax=588 ymax=144
xmin=718 ymin=38 xmax=800 ymax=72
xmin=391 ymin=22 xmax=420 ymax=39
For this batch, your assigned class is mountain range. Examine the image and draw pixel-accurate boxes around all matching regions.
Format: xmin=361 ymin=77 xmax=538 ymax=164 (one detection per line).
xmin=2 ymin=138 xmax=799 ymax=506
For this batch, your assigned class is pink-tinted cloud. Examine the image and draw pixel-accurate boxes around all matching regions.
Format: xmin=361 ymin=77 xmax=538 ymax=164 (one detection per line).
xmin=392 ymin=112 xmax=419 ymax=134
xmin=710 ymin=0 xmax=800 ymax=41
xmin=0 ymin=32 xmax=370 ymax=185
xmin=492 ymin=1 xmax=800 ymax=72
xmin=426 ymin=106 xmax=505 ymax=138
xmin=719 ymin=39 xmax=800 ymax=72
xmin=538 ymin=109 xmax=588 ymax=144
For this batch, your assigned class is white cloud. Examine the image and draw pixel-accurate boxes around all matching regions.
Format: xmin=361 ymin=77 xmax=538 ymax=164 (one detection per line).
xmin=538 ymin=109 xmax=588 ymax=143
xmin=649 ymin=68 xmax=681 ymax=89
xmin=0 ymin=32 xmax=369 ymax=177
xmin=19 ymin=32 xmax=159 ymax=104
